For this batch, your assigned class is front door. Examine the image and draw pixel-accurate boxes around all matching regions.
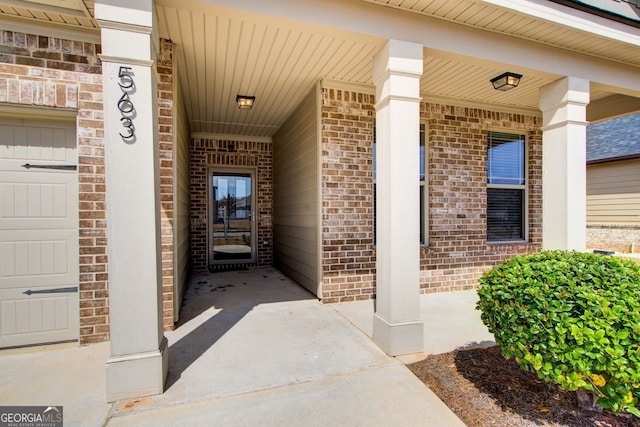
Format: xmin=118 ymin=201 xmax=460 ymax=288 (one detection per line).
xmin=209 ymin=168 xmax=256 ymax=265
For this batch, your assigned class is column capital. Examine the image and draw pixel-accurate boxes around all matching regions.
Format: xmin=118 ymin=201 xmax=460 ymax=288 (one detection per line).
xmin=96 ymin=0 xmax=158 ymax=61
xmin=95 ymin=0 xmax=154 ymax=29
xmin=539 ymin=76 xmax=589 ymax=130
xmin=373 ymin=39 xmax=423 ymax=84
xmin=539 ymin=76 xmax=590 ymax=108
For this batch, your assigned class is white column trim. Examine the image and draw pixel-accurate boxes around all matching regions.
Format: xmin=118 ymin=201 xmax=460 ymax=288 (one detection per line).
xmin=374 ymin=95 xmax=421 ymax=110
xmin=539 ymin=76 xmax=590 ymax=251
xmin=373 ymin=69 xmax=424 ymax=85
xmin=99 ymin=55 xmax=155 ymax=67
xmin=98 ymin=0 xmax=167 ymax=403
xmin=372 ymin=39 xmax=424 ymax=356
xmin=96 ymin=19 xmax=154 ymax=34
xmin=540 ymin=120 xmax=589 ymax=132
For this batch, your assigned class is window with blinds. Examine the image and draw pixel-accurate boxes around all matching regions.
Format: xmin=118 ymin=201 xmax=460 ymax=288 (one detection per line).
xmin=487 ymin=131 xmax=527 ymax=242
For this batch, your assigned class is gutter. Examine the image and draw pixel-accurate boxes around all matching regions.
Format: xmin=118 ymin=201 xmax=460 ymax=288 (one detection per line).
xmin=587 ymin=153 xmax=640 ymax=164
xmin=548 ymin=0 xmax=640 ymax=28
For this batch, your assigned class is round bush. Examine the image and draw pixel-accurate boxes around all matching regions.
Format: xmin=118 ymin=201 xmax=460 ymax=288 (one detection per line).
xmin=476 ymin=250 xmax=640 ymax=416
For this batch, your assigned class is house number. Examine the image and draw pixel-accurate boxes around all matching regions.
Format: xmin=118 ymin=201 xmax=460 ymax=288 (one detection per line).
xmin=117 ymin=66 xmax=135 ymax=141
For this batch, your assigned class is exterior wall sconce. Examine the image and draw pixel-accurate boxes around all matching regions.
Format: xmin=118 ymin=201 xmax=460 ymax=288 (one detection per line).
xmin=236 ymin=94 xmax=256 ymax=110
xmin=490 ymin=72 xmax=522 ymax=91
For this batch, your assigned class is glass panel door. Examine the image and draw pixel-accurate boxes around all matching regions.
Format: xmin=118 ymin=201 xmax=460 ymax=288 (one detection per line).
xmin=210 ymin=170 xmax=255 ymax=264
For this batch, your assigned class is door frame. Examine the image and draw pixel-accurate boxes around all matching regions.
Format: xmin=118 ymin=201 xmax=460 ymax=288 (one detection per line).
xmin=207 ymin=166 xmax=258 ymax=266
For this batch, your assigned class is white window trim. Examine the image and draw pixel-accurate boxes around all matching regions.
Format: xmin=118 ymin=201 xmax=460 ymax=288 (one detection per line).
xmin=486 ymin=129 xmax=529 ymax=244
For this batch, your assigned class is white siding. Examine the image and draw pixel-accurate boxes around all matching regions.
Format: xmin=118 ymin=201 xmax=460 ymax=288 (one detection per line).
xmin=587 ymin=158 xmax=640 ymax=225
xmin=272 ymin=86 xmax=320 ymax=295
xmin=173 ymin=65 xmax=191 ymax=320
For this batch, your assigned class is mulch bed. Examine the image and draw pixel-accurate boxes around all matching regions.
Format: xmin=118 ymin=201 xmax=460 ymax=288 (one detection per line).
xmin=408 ymin=346 xmax=640 ymax=427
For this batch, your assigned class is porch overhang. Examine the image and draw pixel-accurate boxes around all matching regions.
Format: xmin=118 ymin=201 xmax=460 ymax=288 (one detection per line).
xmin=2 ymin=0 xmax=640 ymax=135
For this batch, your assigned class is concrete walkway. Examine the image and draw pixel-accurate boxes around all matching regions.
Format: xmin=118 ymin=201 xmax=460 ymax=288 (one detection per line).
xmin=333 ymin=289 xmax=495 ymax=357
xmin=0 ymin=267 xmax=486 ymax=426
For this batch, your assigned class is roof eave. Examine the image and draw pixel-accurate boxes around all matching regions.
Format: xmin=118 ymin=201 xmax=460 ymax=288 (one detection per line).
xmin=587 ymin=153 xmax=640 ymax=164
xmin=547 ymin=0 xmax=640 ymax=29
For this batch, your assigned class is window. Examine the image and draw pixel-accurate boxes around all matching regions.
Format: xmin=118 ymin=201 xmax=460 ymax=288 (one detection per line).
xmin=373 ymin=123 xmax=428 ymax=245
xmin=419 ymin=124 xmax=428 ymax=245
xmin=487 ymin=131 xmax=527 ymax=242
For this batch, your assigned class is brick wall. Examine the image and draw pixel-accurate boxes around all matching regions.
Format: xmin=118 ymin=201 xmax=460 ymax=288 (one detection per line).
xmin=419 ymin=103 xmax=543 ymax=293
xmin=0 ymin=31 xmax=108 ymax=344
xmin=190 ymin=138 xmax=273 ymax=271
xmin=320 ymin=88 xmax=376 ymax=303
xmin=318 ymin=88 xmax=543 ymax=301
xmin=157 ymin=39 xmax=177 ymax=330
xmin=587 ymin=224 xmax=640 ymax=253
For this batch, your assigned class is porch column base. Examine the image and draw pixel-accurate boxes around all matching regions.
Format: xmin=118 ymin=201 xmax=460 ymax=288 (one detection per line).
xmin=106 ymin=337 xmax=168 ymax=402
xmin=373 ymin=313 xmax=424 ymax=356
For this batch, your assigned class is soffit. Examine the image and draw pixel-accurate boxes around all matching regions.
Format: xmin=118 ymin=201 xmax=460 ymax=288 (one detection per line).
xmin=0 ymin=0 xmax=97 ymax=29
xmin=0 ymin=0 xmax=625 ymax=137
xmin=364 ymin=0 xmax=640 ymax=67
xmin=155 ymin=0 xmax=385 ymax=136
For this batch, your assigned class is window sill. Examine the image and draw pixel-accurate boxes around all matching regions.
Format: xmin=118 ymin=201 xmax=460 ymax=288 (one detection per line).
xmin=487 ymin=240 xmax=529 ymax=245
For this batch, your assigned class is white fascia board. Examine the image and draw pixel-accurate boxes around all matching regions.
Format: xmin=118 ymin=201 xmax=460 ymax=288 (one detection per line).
xmin=481 ymin=0 xmax=640 ymax=46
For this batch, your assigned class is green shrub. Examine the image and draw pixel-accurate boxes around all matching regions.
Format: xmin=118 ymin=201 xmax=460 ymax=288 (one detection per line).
xmin=476 ymin=250 xmax=640 ymax=417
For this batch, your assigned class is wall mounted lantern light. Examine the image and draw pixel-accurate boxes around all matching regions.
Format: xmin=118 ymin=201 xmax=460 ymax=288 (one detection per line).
xmin=236 ymin=94 xmax=256 ymax=110
xmin=490 ymin=72 xmax=522 ymax=91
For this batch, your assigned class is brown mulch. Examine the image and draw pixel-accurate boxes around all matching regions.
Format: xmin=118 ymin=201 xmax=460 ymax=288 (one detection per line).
xmin=408 ymin=346 xmax=640 ymax=427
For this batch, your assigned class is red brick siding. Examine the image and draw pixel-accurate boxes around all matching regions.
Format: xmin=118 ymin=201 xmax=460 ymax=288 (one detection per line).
xmin=587 ymin=224 xmax=640 ymax=253
xmin=320 ymin=88 xmax=376 ymax=303
xmin=190 ymin=139 xmax=273 ymax=271
xmin=0 ymin=33 xmax=182 ymax=341
xmin=0 ymin=31 xmax=108 ymax=344
xmin=157 ymin=39 xmax=176 ymax=330
xmin=318 ymin=88 xmax=543 ymax=301
xmin=419 ymin=103 xmax=543 ymax=293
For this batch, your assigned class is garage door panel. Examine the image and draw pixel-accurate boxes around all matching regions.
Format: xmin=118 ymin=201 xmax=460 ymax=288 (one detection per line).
xmin=0 ymin=174 xmax=75 ymax=230
xmin=0 ymin=230 xmax=76 ymax=288
xmin=0 ymin=118 xmax=78 ymax=348
xmin=0 ymin=124 xmax=74 ymax=162
xmin=0 ymin=291 xmax=77 ymax=347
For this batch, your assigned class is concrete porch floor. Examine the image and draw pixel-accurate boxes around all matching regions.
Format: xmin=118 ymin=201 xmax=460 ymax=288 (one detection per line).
xmin=0 ymin=267 xmax=493 ymax=426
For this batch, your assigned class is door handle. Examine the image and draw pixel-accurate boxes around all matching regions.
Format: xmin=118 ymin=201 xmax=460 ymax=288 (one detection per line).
xmin=23 ymin=287 xmax=78 ymax=295
xmin=21 ymin=163 xmax=77 ymax=171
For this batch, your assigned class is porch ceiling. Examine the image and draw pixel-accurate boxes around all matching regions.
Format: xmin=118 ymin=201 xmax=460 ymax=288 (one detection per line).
xmin=154 ymin=0 xmax=620 ymax=137
xmin=154 ymin=0 xmax=384 ymax=137
xmin=0 ymin=0 xmax=637 ymax=137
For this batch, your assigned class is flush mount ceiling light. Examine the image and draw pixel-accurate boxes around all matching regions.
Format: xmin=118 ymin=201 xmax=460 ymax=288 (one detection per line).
xmin=490 ymin=72 xmax=522 ymax=91
xmin=236 ymin=94 xmax=256 ymax=110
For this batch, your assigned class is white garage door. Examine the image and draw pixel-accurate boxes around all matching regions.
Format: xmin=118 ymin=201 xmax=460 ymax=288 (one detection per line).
xmin=0 ymin=118 xmax=79 ymax=348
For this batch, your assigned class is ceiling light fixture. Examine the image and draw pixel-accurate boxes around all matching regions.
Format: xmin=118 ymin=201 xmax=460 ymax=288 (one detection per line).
xmin=490 ymin=72 xmax=522 ymax=91
xmin=236 ymin=94 xmax=256 ymax=110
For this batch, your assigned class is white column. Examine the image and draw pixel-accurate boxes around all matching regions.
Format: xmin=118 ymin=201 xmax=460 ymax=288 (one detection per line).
xmin=372 ymin=40 xmax=424 ymax=356
xmin=96 ymin=0 xmax=168 ymax=402
xmin=539 ymin=77 xmax=589 ymax=251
